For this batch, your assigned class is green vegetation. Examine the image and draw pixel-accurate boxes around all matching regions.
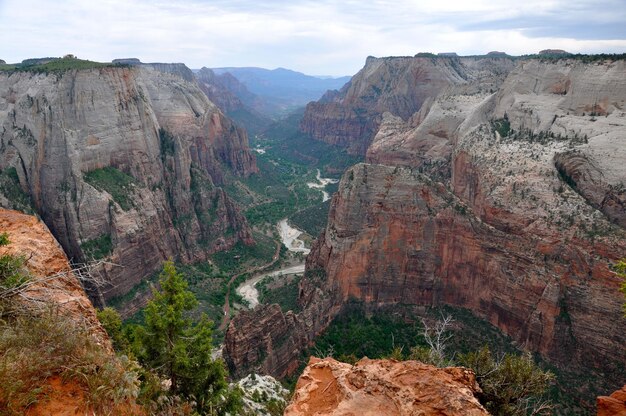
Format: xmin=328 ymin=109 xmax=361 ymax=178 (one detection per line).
xmin=211 ymin=231 xmax=277 ymax=274
xmin=258 ymin=275 xmax=302 ymax=313
xmin=492 ymin=114 xmax=511 ymax=138
xmin=310 ymin=305 xmax=425 ymax=363
xmin=0 ymin=167 xmax=35 ymax=214
xmin=290 ymin=200 xmax=332 ymax=236
xmin=0 ymin=309 xmax=140 ymax=415
xmin=159 ymin=128 xmax=176 ymax=159
xmin=0 ymin=57 xmax=125 ymax=74
xmin=83 ymin=166 xmax=137 ymax=210
xmin=80 ymin=233 xmax=113 ymax=260
xmin=113 ymin=261 xmax=242 ymax=415
xmin=0 ymin=233 xmax=29 ymax=292
xmin=459 ymin=347 xmax=554 ymax=415
xmin=305 ymin=305 xmax=559 ymax=414
xmin=107 ymin=268 xmax=160 ymax=312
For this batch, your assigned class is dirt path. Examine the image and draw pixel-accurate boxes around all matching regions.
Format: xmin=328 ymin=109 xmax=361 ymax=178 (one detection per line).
xmin=218 ymin=240 xmax=281 ymax=332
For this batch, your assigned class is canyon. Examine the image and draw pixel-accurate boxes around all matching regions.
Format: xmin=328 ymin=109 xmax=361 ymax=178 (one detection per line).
xmin=225 ymin=55 xmax=626 ymax=410
xmin=0 ymin=61 xmax=257 ymax=303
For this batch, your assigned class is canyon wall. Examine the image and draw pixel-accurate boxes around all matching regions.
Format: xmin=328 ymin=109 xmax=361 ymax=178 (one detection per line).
xmin=225 ymin=57 xmax=626 ymax=400
xmin=0 ymin=64 xmax=257 ymax=303
xmin=300 ymin=55 xmax=516 ymax=154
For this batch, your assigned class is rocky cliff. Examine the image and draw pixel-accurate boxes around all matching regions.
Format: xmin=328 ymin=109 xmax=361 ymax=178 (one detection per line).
xmin=0 ymin=208 xmax=108 ymax=343
xmin=195 ymin=67 xmax=270 ymax=135
xmin=300 ymin=55 xmax=516 ymax=154
xmin=225 ymin=57 xmax=626 ymax=406
xmin=285 ymin=357 xmax=488 ymax=416
xmin=0 ymin=63 xmax=257 ymax=303
xmin=597 ymin=385 xmax=626 ymax=416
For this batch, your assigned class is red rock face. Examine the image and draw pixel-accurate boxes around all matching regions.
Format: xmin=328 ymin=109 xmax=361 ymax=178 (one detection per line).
xmin=597 ymin=385 xmax=626 ymax=416
xmin=0 ymin=208 xmax=110 ymax=348
xmin=285 ymin=357 xmax=489 ymax=416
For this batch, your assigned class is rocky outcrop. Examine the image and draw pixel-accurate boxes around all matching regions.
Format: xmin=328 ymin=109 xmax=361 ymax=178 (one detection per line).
xmin=285 ymin=357 xmax=488 ymax=416
xmin=225 ymin=57 xmax=626 ymax=405
xmin=0 ymin=64 xmax=257 ymax=304
xmin=300 ymin=55 xmax=516 ymax=154
xmin=0 ymin=208 xmax=109 ymax=346
xmin=597 ymin=385 xmax=626 ymax=416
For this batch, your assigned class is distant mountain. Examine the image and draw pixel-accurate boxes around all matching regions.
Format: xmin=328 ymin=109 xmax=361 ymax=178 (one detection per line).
xmin=211 ymin=67 xmax=351 ymax=117
xmin=195 ymin=67 xmax=271 ymax=136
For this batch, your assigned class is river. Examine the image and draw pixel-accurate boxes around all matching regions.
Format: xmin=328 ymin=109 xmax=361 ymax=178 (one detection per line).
xmin=306 ymin=169 xmax=339 ymax=202
xmin=236 ymin=220 xmax=308 ymax=308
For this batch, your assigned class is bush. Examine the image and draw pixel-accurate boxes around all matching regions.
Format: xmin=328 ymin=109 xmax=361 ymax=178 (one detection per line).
xmin=458 ymin=346 xmax=554 ymax=415
xmin=0 ymin=233 xmax=30 ymax=297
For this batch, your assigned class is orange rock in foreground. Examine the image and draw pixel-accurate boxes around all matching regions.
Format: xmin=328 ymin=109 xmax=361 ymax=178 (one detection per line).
xmin=285 ymin=357 xmax=489 ymax=416
xmin=0 ymin=208 xmax=108 ymax=347
xmin=597 ymin=385 xmax=626 ymax=416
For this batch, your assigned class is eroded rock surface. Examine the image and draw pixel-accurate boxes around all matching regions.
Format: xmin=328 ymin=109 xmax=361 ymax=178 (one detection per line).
xmin=285 ymin=357 xmax=488 ymax=416
xmin=0 ymin=208 xmax=108 ymax=345
xmin=300 ymin=55 xmax=516 ymax=154
xmin=0 ymin=64 xmax=257 ymax=304
xmin=597 ymin=385 xmax=626 ymax=416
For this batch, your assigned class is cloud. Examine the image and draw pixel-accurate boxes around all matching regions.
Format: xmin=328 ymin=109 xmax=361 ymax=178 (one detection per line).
xmin=1 ymin=0 xmax=625 ymax=75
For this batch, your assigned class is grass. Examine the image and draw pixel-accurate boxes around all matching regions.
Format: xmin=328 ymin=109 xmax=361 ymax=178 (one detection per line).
xmin=0 ymin=240 xmax=139 ymax=414
xmin=0 ymin=309 xmax=140 ymax=415
xmin=83 ymin=167 xmax=137 ymax=211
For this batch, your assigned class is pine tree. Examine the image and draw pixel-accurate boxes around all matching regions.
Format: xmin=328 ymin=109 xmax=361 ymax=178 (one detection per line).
xmin=141 ymin=260 xmax=241 ymax=414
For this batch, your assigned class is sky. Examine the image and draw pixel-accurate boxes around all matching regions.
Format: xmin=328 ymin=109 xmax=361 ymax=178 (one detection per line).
xmin=1 ymin=0 xmax=626 ymax=76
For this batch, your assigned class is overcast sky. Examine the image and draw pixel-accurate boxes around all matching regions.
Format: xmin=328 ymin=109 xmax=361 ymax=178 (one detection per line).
xmin=1 ymin=0 xmax=625 ymax=76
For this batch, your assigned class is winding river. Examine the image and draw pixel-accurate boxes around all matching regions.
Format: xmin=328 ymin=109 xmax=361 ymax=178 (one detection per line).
xmin=236 ymin=220 xmax=308 ymax=308
xmin=306 ymin=169 xmax=339 ymax=202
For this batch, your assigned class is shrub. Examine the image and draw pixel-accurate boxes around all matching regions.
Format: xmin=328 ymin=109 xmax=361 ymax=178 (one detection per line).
xmin=458 ymin=346 xmax=554 ymax=415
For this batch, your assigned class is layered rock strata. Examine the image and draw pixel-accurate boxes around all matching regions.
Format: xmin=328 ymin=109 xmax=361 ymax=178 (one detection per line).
xmin=285 ymin=357 xmax=489 ymax=416
xmin=0 ymin=64 xmax=257 ymax=303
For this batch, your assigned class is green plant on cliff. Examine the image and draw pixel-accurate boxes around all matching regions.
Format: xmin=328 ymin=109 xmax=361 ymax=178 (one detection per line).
xmin=0 ymin=233 xmax=29 ymax=293
xmin=129 ymin=261 xmax=242 ymax=415
xmin=83 ymin=167 xmax=137 ymax=211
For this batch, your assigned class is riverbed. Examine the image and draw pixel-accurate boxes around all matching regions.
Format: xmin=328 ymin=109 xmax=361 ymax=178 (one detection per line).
xmin=236 ymin=220 xmax=309 ymax=308
xmin=306 ymin=169 xmax=339 ymax=202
